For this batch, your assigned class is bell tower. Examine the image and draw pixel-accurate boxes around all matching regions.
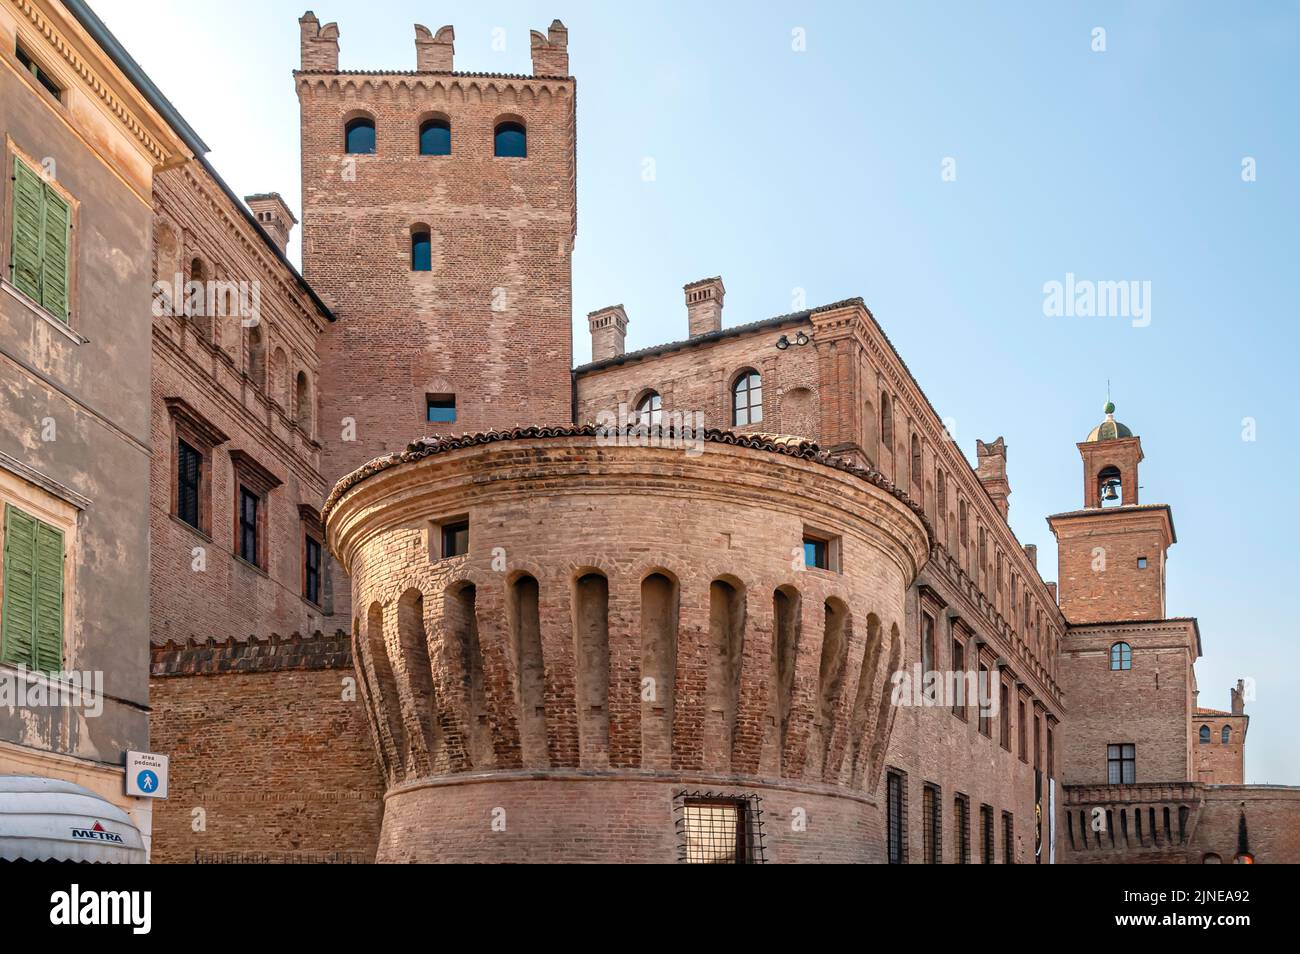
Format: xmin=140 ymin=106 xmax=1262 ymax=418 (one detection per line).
xmin=1047 ymin=401 xmax=1174 ymax=624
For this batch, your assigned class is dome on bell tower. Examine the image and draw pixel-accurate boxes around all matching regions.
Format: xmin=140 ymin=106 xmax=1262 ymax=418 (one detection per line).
xmin=1085 ymin=401 xmax=1134 ymax=442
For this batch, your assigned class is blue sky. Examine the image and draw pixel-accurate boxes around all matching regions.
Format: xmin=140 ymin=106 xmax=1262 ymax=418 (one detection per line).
xmin=92 ymin=1 xmax=1299 ymax=783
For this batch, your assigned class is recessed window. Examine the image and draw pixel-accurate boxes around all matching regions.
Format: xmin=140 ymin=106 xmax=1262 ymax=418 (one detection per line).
xmin=1199 ymin=725 xmax=1211 ymax=744
xmin=886 ymin=770 xmax=907 ymax=864
xmin=426 ymin=394 xmax=456 ymax=424
xmin=922 ymin=783 xmax=941 ymax=864
xmin=680 ymin=797 xmax=752 ymax=864
xmin=17 ymin=43 xmax=62 ymax=99
xmin=177 ymin=439 xmax=202 ymax=530
xmin=238 ymin=486 xmax=260 ymax=567
xmin=635 ymin=391 xmax=662 ymax=427
xmin=1137 ymin=556 xmax=1148 ymax=569
xmin=493 ymin=120 xmax=526 ymax=158
xmin=1110 ymin=641 xmax=1132 ymax=671
xmin=732 ymin=370 xmax=762 ymax=426
xmin=1107 ymin=743 xmax=1136 ymax=784
xmin=954 ymin=794 xmax=971 ymax=864
xmin=1222 ymin=726 xmax=1231 ymax=744
xmin=345 ymin=116 xmax=376 ymax=154
xmin=419 ymin=117 xmax=451 ymax=155
xmin=0 ymin=502 xmax=65 ymax=672
xmin=304 ymin=535 xmax=322 ymax=605
xmin=980 ymin=804 xmax=994 ymax=865
xmin=802 ymin=529 xmax=840 ymax=572
xmin=441 ymin=519 xmax=469 ymax=559
xmin=411 ymin=229 xmax=432 ymax=271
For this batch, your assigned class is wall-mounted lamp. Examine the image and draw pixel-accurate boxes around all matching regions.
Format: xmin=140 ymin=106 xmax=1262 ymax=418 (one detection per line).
xmin=776 ymin=331 xmax=811 ymax=350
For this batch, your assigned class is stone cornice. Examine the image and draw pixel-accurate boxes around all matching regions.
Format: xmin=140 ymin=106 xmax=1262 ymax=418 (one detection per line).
xmin=8 ymin=0 xmax=190 ymax=168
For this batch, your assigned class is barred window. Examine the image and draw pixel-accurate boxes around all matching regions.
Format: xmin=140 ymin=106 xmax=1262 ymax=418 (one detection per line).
xmin=954 ymin=794 xmax=971 ymax=864
xmin=922 ymin=783 xmax=942 ymax=864
xmin=981 ymin=804 xmax=994 ymax=864
xmin=886 ymin=769 xmax=908 ymax=863
xmin=675 ymin=792 xmax=764 ymax=864
xmin=1002 ymin=811 xmax=1014 ymax=864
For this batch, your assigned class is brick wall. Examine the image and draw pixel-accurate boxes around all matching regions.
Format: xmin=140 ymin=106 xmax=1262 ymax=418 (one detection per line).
xmin=149 ymin=633 xmax=383 ymax=862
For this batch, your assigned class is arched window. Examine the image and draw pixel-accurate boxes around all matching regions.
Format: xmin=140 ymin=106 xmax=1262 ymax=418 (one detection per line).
xmin=1098 ymin=465 xmax=1123 ymax=507
xmin=1199 ymin=725 xmax=1211 ymax=744
xmin=910 ymin=433 xmax=922 ymax=489
xmin=295 ymin=371 xmax=311 ymax=432
xmin=494 ymin=120 xmax=526 ymax=158
xmin=1222 ymin=726 xmax=1231 ymax=744
xmin=731 ymin=370 xmax=762 ymax=426
xmin=246 ymin=325 xmax=265 ymax=389
xmin=635 ymin=391 xmax=662 ymax=427
xmin=344 ymin=116 xmax=376 ymax=154
xmin=880 ymin=393 xmax=894 ymax=448
xmin=1110 ymin=641 xmax=1132 ymax=671
xmin=411 ymin=228 xmax=431 ymax=271
xmin=419 ymin=117 xmax=451 ymax=156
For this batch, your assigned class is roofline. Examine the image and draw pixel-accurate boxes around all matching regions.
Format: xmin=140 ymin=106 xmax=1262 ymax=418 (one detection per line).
xmin=1066 ymin=615 xmax=1202 ymax=656
xmin=1047 ymin=503 xmax=1177 ymax=545
xmin=62 ymin=0 xmax=210 ymax=156
xmin=64 ymin=2 xmax=334 ymax=323
xmin=294 ymin=69 xmax=572 ymax=82
xmin=574 ymin=301 xmax=855 ymax=374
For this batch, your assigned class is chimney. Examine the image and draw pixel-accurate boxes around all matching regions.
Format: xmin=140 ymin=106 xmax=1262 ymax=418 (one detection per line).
xmin=1045 ymin=581 xmax=1058 ymax=603
xmin=530 ymin=20 xmax=569 ymax=76
xmin=245 ymin=194 xmax=298 ymax=255
xmin=299 ymin=11 xmax=339 ymax=71
xmin=1231 ymin=679 xmax=1246 ymax=716
xmin=415 ymin=24 xmax=454 ymax=71
xmin=975 ymin=437 xmax=1011 ymax=519
xmin=587 ymin=305 xmax=628 ymax=362
xmin=684 ymin=276 xmax=725 ymax=338
xmin=1023 ymin=543 xmax=1037 ymax=568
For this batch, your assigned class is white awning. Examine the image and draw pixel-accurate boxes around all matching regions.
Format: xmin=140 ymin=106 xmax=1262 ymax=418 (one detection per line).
xmin=0 ymin=775 xmax=145 ymax=864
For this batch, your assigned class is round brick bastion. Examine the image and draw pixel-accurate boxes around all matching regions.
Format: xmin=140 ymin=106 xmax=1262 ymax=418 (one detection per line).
xmin=323 ymin=425 xmax=931 ymax=863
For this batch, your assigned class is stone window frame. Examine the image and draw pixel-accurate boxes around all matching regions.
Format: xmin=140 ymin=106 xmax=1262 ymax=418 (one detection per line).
xmin=228 ymin=449 xmax=281 ymax=571
xmin=299 ymin=504 xmax=324 ymax=608
xmin=165 ymin=398 xmax=229 ymax=540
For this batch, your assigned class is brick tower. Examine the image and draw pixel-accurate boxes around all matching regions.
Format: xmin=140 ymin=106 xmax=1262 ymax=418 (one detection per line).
xmin=295 ymin=11 xmax=577 ymax=485
xmin=1047 ymin=402 xmax=1173 ymax=624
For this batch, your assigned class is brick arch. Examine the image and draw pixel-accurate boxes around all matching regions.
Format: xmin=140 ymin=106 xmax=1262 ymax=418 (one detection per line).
xmin=364 ymin=600 xmax=410 ymax=782
xmin=396 ymin=587 xmax=440 ymax=774
xmin=638 ymin=570 xmax=679 ymax=769
xmin=572 ymin=570 xmax=611 ymax=766
xmin=506 ymin=572 xmax=548 ymax=767
xmin=809 ymin=597 xmax=852 ymax=780
xmin=771 ymin=583 xmax=803 ymax=775
xmin=439 ymin=579 xmax=493 ymax=771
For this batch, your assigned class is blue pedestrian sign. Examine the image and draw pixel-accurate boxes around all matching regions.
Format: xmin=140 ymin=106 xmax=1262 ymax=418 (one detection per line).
xmin=125 ymin=751 xmax=169 ymax=799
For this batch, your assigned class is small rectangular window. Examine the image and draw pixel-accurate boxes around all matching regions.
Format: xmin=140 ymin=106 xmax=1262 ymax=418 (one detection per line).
xmin=441 ymin=519 xmax=469 ymax=559
xmin=1 ymin=503 xmax=64 ymax=672
xmin=886 ymin=769 xmax=908 ymax=864
xmin=980 ymin=804 xmax=994 ymax=864
xmin=1002 ymin=811 xmax=1014 ymax=864
xmin=681 ymin=797 xmax=752 ymax=864
xmin=10 ymin=155 xmax=71 ymax=321
xmin=1107 ymin=743 xmax=1136 ymax=784
xmin=954 ymin=794 xmax=971 ymax=864
xmin=426 ymin=394 xmax=456 ymax=424
xmin=1137 ymin=556 xmax=1148 ymax=569
xmin=304 ymin=535 xmax=321 ymax=605
xmin=951 ymin=635 xmax=966 ymax=720
xmin=238 ymin=486 xmax=260 ymax=567
xmin=801 ymin=528 xmax=840 ymax=572
xmin=16 ymin=43 xmax=63 ymax=99
xmin=177 ymin=439 xmax=202 ymax=529
xmin=922 ymin=783 xmax=941 ymax=864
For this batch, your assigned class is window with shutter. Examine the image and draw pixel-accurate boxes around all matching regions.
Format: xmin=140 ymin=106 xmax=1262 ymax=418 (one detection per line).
xmin=1 ymin=503 xmax=64 ymax=672
xmin=40 ymin=185 xmax=71 ymax=321
xmin=10 ymin=157 xmax=44 ymax=303
xmin=8 ymin=156 xmax=72 ymax=322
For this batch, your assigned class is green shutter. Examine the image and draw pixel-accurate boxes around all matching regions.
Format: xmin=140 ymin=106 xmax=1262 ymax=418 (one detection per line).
xmin=1 ymin=504 xmax=64 ymax=673
xmin=33 ymin=521 xmax=64 ymax=672
xmin=40 ymin=184 xmax=71 ymax=322
xmin=10 ymin=157 xmax=44 ymax=303
xmin=1 ymin=505 xmax=37 ymax=668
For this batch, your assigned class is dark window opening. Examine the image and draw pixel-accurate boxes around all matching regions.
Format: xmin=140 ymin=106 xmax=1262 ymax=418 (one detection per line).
xmin=886 ymin=770 xmax=907 ymax=864
xmin=493 ymin=121 xmax=526 ymax=157
xmin=238 ymin=486 xmax=260 ymax=567
xmin=17 ymin=43 xmax=62 ymax=99
xmin=177 ymin=439 xmax=202 ymax=530
xmin=1002 ymin=811 xmax=1015 ymax=864
xmin=304 ymin=536 xmax=321 ymax=605
xmin=1107 ymin=743 xmax=1136 ymax=784
xmin=981 ymin=804 xmax=994 ymax=864
xmin=345 ymin=117 xmax=376 ymax=154
xmin=419 ymin=118 xmax=451 ymax=155
xmin=441 ymin=519 xmax=469 ymax=559
xmin=922 ymin=783 xmax=941 ymax=864
xmin=955 ymin=794 xmax=971 ymax=864
xmin=426 ymin=394 xmax=456 ymax=424
xmin=411 ymin=229 xmax=432 ymax=271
